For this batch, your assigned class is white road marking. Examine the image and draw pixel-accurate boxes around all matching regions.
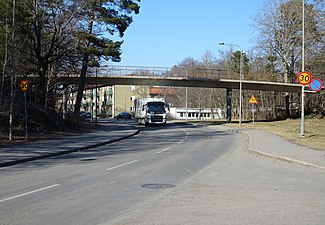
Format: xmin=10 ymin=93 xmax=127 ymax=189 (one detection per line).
xmin=156 ymin=147 xmax=172 ymax=154
xmin=0 ymin=184 xmax=60 ymax=203
xmin=178 ymin=131 xmax=189 ymax=144
xmin=185 ymin=169 xmax=193 ymax=175
xmin=106 ymin=160 xmax=138 ymax=171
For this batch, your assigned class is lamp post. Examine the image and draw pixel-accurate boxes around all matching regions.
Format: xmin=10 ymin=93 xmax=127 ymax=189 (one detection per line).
xmin=185 ymin=68 xmax=188 ymax=121
xmin=95 ymin=67 xmax=98 ymax=126
xmin=219 ymin=42 xmax=244 ymax=125
xmin=9 ymin=0 xmax=16 ymax=141
xmin=300 ymin=0 xmax=305 ymax=138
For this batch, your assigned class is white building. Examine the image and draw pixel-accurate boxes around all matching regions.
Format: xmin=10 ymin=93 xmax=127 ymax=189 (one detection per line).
xmin=168 ymin=107 xmax=223 ymax=120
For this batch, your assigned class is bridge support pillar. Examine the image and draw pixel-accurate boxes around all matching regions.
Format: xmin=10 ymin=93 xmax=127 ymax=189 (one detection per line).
xmin=62 ymin=83 xmax=68 ymax=119
xmin=285 ymin=94 xmax=290 ymax=118
xmin=226 ymin=88 xmax=232 ymax=123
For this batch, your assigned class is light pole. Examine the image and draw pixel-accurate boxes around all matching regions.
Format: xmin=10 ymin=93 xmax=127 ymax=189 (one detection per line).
xmin=185 ymin=68 xmax=188 ymax=121
xmin=300 ymin=0 xmax=305 ymax=138
xmin=219 ymin=42 xmax=244 ymax=125
xmin=95 ymin=67 xmax=98 ymax=126
xmin=9 ymin=0 xmax=16 ymax=140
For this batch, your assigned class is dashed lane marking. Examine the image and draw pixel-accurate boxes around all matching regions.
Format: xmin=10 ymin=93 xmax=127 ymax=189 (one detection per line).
xmin=106 ymin=160 xmax=138 ymax=171
xmin=0 ymin=184 xmax=60 ymax=203
xmin=157 ymin=147 xmax=172 ymax=154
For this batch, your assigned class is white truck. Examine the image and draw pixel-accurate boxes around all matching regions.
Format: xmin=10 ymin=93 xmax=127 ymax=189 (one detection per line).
xmin=134 ymin=98 xmax=166 ymax=126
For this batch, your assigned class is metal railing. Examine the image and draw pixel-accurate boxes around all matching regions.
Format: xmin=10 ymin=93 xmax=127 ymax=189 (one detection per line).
xmin=58 ymin=65 xmax=317 ymax=84
xmin=88 ymin=65 xmax=227 ymax=80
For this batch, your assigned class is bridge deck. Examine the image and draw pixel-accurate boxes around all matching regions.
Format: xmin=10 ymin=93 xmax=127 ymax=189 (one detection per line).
xmin=55 ymin=76 xmax=311 ymax=93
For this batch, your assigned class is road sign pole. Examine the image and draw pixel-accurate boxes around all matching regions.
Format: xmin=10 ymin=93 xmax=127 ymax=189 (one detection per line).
xmin=18 ymin=79 xmax=31 ymax=140
xmin=300 ymin=86 xmax=305 ymax=138
xmin=300 ymin=0 xmax=305 ymax=139
xmin=297 ymin=71 xmax=311 ymax=139
xmin=252 ymin=104 xmax=255 ymax=127
xmin=249 ymin=95 xmax=257 ymax=126
xmin=24 ymin=92 xmax=28 ymax=139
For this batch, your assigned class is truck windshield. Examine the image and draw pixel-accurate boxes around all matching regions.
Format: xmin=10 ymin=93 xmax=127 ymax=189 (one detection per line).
xmin=147 ymin=102 xmax=165 ymax=114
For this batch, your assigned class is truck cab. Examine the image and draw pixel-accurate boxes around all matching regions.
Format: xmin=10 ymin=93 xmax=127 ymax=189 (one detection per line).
xmin=135 ymin=98 xmax=166 ymax=126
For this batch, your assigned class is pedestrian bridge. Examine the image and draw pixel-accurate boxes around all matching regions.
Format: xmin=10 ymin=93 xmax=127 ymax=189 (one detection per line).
xmin=55 ymin=65 xmax=315 ymax=93
xmin=55 ymin=65 xmax=324 ymax=123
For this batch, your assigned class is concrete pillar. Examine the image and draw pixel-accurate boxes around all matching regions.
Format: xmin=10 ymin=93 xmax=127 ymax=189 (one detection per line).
xmin=285 ymin=94 xmax=290 ymax=118
xmin=62 ymin=84 xmax=67 ymax=119
xmin=226 ymin=88 xmax=232 ymax=123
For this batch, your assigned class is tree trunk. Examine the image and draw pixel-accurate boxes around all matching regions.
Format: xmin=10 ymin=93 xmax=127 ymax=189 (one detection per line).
xmin=73 ymin=54 xmax=88 ymax=124
xmin=73 ymin=18 xmax=94 ymax=124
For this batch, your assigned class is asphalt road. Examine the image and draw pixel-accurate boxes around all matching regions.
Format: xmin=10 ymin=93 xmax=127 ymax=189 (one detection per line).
xmin=1 ymin=123 xmax=324 ymax=225
xmin=0 ymin=123 xmax=233 ymax=225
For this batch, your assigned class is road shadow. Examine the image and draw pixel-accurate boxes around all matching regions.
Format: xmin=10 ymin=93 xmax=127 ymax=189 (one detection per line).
xmin=3 ymin=122 xmax=232 ymax=171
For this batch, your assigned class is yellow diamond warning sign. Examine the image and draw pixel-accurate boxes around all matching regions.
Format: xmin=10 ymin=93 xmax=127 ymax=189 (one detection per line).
xmin=249 ymin=95 xmax=257 ymax=104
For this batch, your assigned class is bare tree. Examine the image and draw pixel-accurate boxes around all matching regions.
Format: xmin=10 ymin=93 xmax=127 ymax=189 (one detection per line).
xmin=253 ymin=0 xmax=322 ymax=83
xmin=12 ymin=0 xmax=81 ymax=107
xmin=0 ymin=10 xmax=9 ymax=107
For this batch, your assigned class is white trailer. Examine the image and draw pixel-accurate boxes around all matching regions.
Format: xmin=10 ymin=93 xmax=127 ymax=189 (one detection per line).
xmin=134 ymin=98 xmax=166 ymax=126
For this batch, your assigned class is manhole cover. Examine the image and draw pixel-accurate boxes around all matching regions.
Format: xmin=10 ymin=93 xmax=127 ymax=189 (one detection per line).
xmin=141 ymin=183 xmax=176 ymax=189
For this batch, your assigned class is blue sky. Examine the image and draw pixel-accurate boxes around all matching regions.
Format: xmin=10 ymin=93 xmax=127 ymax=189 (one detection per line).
xmin=112 ymin=0 xmax=264 ymax=67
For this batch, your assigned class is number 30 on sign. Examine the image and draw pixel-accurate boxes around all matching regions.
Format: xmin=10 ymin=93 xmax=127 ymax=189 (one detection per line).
xmin=19 ymin=79 xmax=31 ymax=93
xmin=297 ymin=71 xmax=312 ymax=85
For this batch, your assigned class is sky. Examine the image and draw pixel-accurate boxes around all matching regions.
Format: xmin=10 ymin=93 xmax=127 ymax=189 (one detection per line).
xmin=111 ymin=0 xmax=265 ymax=68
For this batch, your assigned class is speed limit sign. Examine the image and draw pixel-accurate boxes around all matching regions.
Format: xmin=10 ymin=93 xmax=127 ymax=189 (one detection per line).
xmin=297 ymin=71 xmax=312 ymax=85
xmin=19 ymin=79 xmax=31 ymax=92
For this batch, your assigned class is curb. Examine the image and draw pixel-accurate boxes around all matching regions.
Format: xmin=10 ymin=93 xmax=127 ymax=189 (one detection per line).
xmin=0 ymin=129 xmax=140 ymax=168
xmin=241 ymin=130 xmax=325 ymax=171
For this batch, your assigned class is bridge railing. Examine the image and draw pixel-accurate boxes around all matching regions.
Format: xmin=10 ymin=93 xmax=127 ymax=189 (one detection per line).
xmin=96 ymin=65 xmax=172 ymax=77
xmin=91 ymin=65 xmax=229 ymax=80
xmin=79 ymin=65 xmax=314 ymax=84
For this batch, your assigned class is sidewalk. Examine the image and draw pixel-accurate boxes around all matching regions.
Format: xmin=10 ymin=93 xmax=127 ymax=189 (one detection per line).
xmin=242 ymin=128 xmax=325 ymax=170
xmin=0 ymin=122 xmax=139 ymax=167
xmin=214 ymin=124 xmax=325 ymax=170
xmin=199 ymin=124 xmax=325 ymax=170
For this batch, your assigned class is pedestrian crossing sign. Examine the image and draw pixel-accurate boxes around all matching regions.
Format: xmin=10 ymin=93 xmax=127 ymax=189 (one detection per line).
xmin=249 ymin=95 xmax=257 ymax=104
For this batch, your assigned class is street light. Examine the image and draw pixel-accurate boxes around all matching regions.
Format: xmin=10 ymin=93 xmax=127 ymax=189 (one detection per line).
xmin=185 ymin=68 xmax=188 ymax=121
xmin=9 ymin=0 xmax=16 ymax=140
xmin=219 ymin=42 xmax=244 ymax=125
xmin=300 ymin=0 xmax=305 ymax=138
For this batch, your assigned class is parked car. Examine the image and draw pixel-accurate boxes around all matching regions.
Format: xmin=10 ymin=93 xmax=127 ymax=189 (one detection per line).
xmin=115 ymin=112 xmax=132 ymax=119
xmin=80 ymin=112 xmax=92 ymax=119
